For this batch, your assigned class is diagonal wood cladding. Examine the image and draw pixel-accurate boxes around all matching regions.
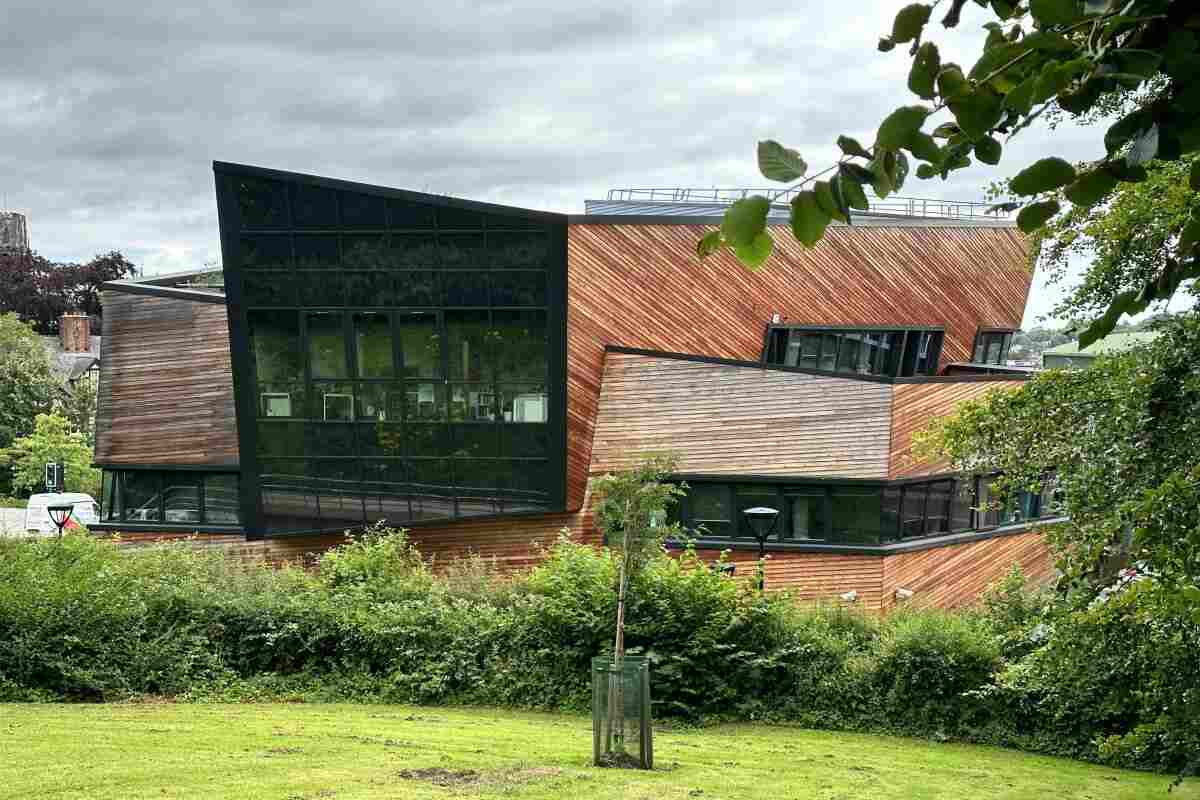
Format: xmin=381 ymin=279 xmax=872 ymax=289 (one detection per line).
xmin=888 ymin=380 xmax=1025 ymax=479
xmin=95 ymin=291 xmax=239 ymax=466
xmin=591 ymin=353 xmax=893 ymax=478
xmin=565 ymin=221 xmax=1030 ymax=507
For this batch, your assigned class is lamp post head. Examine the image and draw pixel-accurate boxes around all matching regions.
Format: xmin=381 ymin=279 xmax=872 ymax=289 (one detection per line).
xmin=742 ymin=506 xmax=779 ymax=542
xmin=46 ymin=503 xmax=74 ymax=536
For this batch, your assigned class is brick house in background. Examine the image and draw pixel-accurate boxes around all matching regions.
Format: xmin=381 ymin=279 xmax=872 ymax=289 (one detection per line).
xmin=90 ymin=163 xmax=1058 ymax=612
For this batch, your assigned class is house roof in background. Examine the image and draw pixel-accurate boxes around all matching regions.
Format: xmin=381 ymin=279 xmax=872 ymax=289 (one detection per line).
xmin=1042 ymin=331 xmax=1160 ymax=358
xmin=40 ymin=335 xmax=101 ymax=381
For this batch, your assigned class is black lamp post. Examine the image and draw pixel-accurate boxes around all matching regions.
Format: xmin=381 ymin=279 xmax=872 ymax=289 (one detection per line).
xmin=742 ymin=506 xmax=779 ymax=590
xmin=46 ymin=503 xmax=74 ymax=540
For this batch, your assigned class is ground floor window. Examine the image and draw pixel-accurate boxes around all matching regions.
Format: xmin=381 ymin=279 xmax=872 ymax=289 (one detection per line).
xmin=676 ymin=472 xmax=1059 ymax=547
xmin=99 ymin=470 xmax=242 ymax=527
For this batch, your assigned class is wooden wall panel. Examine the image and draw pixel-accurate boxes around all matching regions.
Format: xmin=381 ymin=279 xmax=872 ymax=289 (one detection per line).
xmin=566 ymin=222 xmax=1031 ymax=507
xmin=693 ymin=547 xmax=886 ymax=610
xmin=888 ymin=380 xmax=1024 ymax=478
xmin=96 ymin=291 xmax=239 ymax=466
xmin=591 ymin=353 xmax=892 ymax=477
xmin=880 ymin=529 xmax=1055 ymax=612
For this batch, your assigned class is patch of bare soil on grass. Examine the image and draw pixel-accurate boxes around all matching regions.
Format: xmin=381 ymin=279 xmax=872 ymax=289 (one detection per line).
xmin=398 ymin=766 xmax=563 ymax=789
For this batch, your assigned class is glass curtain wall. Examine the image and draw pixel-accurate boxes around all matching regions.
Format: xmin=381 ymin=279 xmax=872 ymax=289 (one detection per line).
xmin=972 ymin=330 xmax=1015 ymax=365
xmin=226 ymin=170 xmax=564 ymax=533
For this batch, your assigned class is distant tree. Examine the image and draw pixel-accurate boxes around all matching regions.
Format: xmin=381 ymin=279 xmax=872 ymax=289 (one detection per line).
xmin=0 ymin=313 xmax=59 ymax=453
xmin=2 ymin=413 xmax=101 ymax=498
xmin=917 ymin=311 xmax=1200 ymax=590
xmin=58 ymin=378 xmax=98 ymax=448
xmin=702 ymin=1 xmax=1199 ymax=348
xmin=0 ymin=250 xmax=136 ymax=334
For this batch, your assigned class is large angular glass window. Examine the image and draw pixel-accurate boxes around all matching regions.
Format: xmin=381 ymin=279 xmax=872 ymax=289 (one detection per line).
xmin=164 ymin=476 xmax=201 ymax=524
xmin=762 ymin=326 xmax=945 ymax=377
xmin=226 ymin=168 xmax=562 ymax=534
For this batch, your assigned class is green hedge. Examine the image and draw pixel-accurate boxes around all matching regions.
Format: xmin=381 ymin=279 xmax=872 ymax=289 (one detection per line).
xmin=0 ymin=529 xmax=1196 ymax=776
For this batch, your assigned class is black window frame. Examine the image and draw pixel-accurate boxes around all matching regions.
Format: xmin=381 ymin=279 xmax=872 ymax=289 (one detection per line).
xmin=761 ymin=325 xmax=945 ymax=377
xmin=96 ymin=468 xmax=243 ymax=529
xmin=972 ymin=328 xmax=1016 ymax=366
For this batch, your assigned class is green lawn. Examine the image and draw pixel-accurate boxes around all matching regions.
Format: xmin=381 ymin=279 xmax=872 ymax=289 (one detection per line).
xmin=0 ymin=704 xmax=1192 ymax=799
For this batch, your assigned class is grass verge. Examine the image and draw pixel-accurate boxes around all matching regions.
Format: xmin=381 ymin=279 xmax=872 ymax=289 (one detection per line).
xmin=0 ymin=703 xmax=1194 ymax=799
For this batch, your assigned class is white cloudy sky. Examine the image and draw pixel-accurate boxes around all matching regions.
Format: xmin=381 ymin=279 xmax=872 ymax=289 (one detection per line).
xmin=0 ymin=0 xmax=1177 ymax=326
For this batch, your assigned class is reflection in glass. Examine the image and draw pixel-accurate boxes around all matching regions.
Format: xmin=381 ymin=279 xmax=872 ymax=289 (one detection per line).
xmin=446 ymin=311 xmax=491 ymax=381
xmin=308 ymin=312 xmax=347 ymax=378
xmin=123 ymin=471 xmax=161 ymax=522
xmin=830 ymin=488 xmax=882 ymax=544
xmin=788 ymin=491 xmax=825 ymax=540
xmin=236 ymin=178 xmax=288 ymax=228
xmin=493 ymin=310 xmax=546 ymax=382
xmin=204 ymin=475 xmax=241 ymax=524
xmin=398 ymin=312 xmax=440 ymax=376
xmin=164 ymin=478 xmax=201 ymax=523
xmin=291 ymin=183 xmax=339 ymax=228
xmin=294 ymin=234 xmax=339 ymax=267
xmin=690 ymin=485 xmax=731 ymax=537
xmin=490 ymin=232 xmax=548 ymax=268
xmin=353 ymin=312 xmax=393 ymax=378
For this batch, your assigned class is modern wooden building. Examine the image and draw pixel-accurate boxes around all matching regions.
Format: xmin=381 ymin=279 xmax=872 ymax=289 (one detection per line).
xmin=92 ymin=163 xmax=1058 ymax=611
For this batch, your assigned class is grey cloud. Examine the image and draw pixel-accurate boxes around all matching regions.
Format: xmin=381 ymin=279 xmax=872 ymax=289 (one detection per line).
xmin=0 ymin=0 xmax=1096 ymax=330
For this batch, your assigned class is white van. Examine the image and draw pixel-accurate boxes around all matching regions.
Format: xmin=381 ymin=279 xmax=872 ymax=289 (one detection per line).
xmin=24 ymin=493 xmax=99 ymax=535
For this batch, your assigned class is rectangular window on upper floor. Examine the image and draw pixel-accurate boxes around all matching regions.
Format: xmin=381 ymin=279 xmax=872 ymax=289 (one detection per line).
xmin=972 ymin=329 xmax=1015 ymax=365
xmin=762 ymin=326 xmax=944 ymax=377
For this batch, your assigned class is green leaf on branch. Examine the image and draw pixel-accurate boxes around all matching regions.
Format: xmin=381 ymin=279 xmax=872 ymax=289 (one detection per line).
xmin=1105 ymin=49 xmax=1163 ymax=82
xmin=1004 ymin=75 xmax=1037 ymax=115
xmin=721 ymin=196 xmax=771 ymax=247
xmin=696 ymin=230 xmax=723 ymax=260
xmin=932 ymin=122 xmax=961 ymax=139
xmin=790 ymin=191 xmax=831 ymax=247
xmin=969 ymin=42 xmax=1026 ymax=90
xmin=990 ymin=0 xmax=1016 ymax=20
xmin=975 ymin=136 xmax=1002 ymax=165
xmin=906 ymin=130 xmax=942 ymax=163
xmin=876 ymin=105 xmax=931 ymax=150
xmin=814 ymin=180 xmax=848 ymax=223
xmin=1105 ymin=108 xmax=1154 ymax=154
xmin=908 ymin=42 xmax=941 ymax=100
xmin=838 ymin=161 xmax=876 ymax=184
xmin=916 ymin=163 xmax=938 ymax=179
xmin=937 ymin=65 xmax=969 ymax=101
xmin=734 ymin=231 xmax=774 ymax=269
xmin=890 ymin=151 xmax=910 ymax=193
xmin=869 ymin=155 xmax=894 ymax=200
xmin=757 ymin=140 xmax=809 ymax=182
xmin=1029 ymin=0 xmax=1081 ymax=27
xmin=1017 ymin=200 xmax=1061 ymax=232
xmin=891 ymin=4 xmax=932 ymax=44
xmin=838 ymin=174 xmax=870 ymax=211
xmin=878 ymin=37 xmax=896 ymax=52
xmin=1010 ymin=157 xmax=1077 ymax=196
xmin=1063 ymin=167 xmax=1118 ymax=206
xmin=949 ymin=87 xmax=1005 ymax=138
xmin=1078 ymin=290 xmax=1148 ymax=349
xmin=837 ymin=136 xmax=873 ymax=159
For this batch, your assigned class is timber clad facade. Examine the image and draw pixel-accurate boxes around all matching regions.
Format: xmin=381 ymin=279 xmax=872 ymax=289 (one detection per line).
xmin=91 ymin=162 xmax=1055 ymax=612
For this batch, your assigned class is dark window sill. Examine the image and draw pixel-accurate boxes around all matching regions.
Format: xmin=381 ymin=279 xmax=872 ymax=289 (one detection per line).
xmin=88 ymin=523 xmax=246 ymax=535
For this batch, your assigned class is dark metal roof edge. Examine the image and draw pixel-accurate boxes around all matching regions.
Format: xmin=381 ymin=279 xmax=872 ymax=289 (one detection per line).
xmin=93 ymin=462 xmax=240 ymax=471
xmin=99 ymin=279 xmax=228 ymax=305
xmin=604 ymin=345 xmax=1031 ymax=384
xmin=568 ymin=213 xmax=1019 ymax=229
xmin=213 ymin=160 xmax=568 ymax=223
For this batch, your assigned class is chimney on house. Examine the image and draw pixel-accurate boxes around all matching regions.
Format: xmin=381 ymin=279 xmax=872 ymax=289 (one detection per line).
xmin=60 ymin=313 xmax=91 ymax=354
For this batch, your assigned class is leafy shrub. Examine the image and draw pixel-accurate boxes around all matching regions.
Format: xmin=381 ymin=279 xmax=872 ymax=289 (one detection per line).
xmin=0 ymin=530 xmax=1196 ymax=776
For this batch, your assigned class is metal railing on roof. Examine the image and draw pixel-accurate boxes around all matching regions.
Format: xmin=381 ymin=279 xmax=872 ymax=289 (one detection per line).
xmin=603 ymin=188 xmax=1005 ymax=220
